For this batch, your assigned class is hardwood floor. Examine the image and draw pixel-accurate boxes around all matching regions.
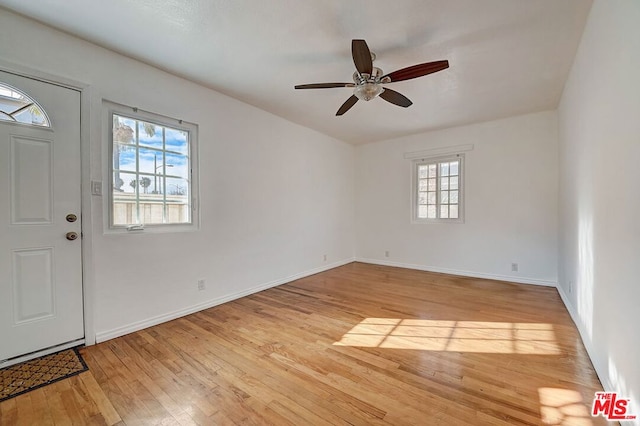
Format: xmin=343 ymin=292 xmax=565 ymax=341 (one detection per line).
xmin=0 ymin=262 xmax=608 ymax=425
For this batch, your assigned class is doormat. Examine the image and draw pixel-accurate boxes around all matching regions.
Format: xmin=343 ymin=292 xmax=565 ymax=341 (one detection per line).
xmin=0 ymin=347 xmax=88 ymax=402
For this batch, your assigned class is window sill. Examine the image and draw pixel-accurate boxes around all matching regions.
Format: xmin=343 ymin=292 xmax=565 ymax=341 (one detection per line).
xmin=105 ymin=223 xmax=199 ymax=235
xmin=411 ymin=218 xmax=465 ymax=225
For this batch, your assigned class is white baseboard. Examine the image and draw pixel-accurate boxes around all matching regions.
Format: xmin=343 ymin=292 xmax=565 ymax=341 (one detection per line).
xmin=555 ymin=284 xmax=615 ymax=393
xmin=95 ymin=257 xmax=355 ymax=343
xmin=355 ymin=257 xmax=557 ymax=287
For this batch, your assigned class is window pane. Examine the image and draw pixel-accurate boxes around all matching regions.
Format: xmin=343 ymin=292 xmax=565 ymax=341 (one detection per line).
xmin=418 ymin=205 xmax=428 ymax=219
xmin=138 ymin=147 xmax=162 ymax=174
xmin=114 ymin=143 xmax=136 ymax=172
xmin=140 ymin=200 xmax=164 ymax=224
xmin=128 ymin=176 xmax=143 ymax=194
xmin=450 ymin=191 xmax=458 ymax=203
xmin=441 ymin=191 xmax=449 ymax=203
xmin=113 ymin=115 xmax=135 ymax=143
xmin=165 ymin=128 xmax=189 ymax=155
xmin=166 ymin=178 xmax=189 ymax=196
xmin=113 ymin=172 xmax=136 ymax=195
xmin=136 ymin=176 xmax=153 ymax=194
xmin=138 ymin=121 xmax=163 ymax=149
xmin=12 ymin=107 xmax=49 ymax=127
xmin=450 ymin=176 xmax=459 ymax=190
xmin=0 ymin=83 xmax=50 ymax=127
xmin=450 ymin=205 xmax=459 ymax=219
xmin=428 ymin=164 xmax=437 ymax=178
xmin=418 ymin=165 xmax=428 ymax=179
xmin=428 ymin=178 xmax=436 ymax=191
xmin=419 ymin=179 xmax=428 ymax=192
xmin=147 ymin=177 xmax=163 ymax=196
xmin=427 ymin=205 xmax=436 ymax=219
xmin=166 ymin=202 xmax=190 ymax=224
xmin=418 ymin=192 xmax=428 ymax=205
xmin=440 ymin=205 xmax=449 ymax=219
xmin=440 ymin=162 xmax=449 ymax=176
xmin=165 ymin=152 xmax=189 ymax=179
xmin=116 ymin=172 xmax=138 ymax=194
xmin=450 ymin=160 xmax=459 ymax=176
xmin=113 ymin=172 xmax=137 ymax=225
xmin=427 ymin=192 xmax=436 ymax=204
xmin=441 ymin=177 xmax=449 ymax=190
xmin=113 ymin=171 xmax=125 ymax=193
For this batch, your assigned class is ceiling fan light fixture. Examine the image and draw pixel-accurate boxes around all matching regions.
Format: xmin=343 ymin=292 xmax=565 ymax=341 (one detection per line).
xmin=354 ymin=83 xmax=384 ymax=101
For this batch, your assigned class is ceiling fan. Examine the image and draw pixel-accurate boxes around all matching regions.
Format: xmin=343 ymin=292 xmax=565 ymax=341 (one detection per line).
xmin=295 ymin=39 xmax=449 ymax=116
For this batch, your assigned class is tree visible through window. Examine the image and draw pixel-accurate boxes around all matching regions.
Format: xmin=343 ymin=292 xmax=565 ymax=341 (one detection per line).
xmin=111 ymin=112 xmax=193 ymax=227
xmin=415 ymin=155 xmax=463 ymax=221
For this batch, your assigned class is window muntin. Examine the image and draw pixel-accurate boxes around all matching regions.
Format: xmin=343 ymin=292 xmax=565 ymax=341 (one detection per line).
xmin=0 ymin=82 xmax=50 ymax=127
xmin=111 ymin=110 xmax=195 ymax=228
xmin=414 ymin=155 xmax=463 ymax=222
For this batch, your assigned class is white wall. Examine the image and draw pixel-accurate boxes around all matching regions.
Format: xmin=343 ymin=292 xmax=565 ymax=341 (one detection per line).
xmin=0 ymin=10 xmax=355 ymax=341
xmin=558 ymin=0 xmax=640 ymax=418
xmin=355 ymin=111 xmax=558 ymax=285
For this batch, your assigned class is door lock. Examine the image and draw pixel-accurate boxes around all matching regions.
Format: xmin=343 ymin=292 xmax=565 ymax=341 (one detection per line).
xmin=66 ymin=232 xmax=78 ymax=241
xmin=66 ymin=213 xmax=77 ymax=223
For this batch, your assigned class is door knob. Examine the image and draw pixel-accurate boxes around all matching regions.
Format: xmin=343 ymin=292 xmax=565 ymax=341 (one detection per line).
xmin=66 ymin=232 xmax=78 ymax=241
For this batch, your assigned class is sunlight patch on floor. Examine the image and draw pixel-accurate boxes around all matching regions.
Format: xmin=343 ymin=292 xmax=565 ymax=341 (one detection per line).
xmin=333 ymin=318 xmax=561 ymax=354
xmin=538 ymin=387 xmax=593 ymax=425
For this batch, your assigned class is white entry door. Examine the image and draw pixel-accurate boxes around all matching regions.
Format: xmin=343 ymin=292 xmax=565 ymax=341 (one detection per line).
xmin=0 ymin=70 xmax=83 ymax=364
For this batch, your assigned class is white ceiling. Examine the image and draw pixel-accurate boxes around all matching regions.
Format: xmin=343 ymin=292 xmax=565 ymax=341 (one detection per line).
xmin=0 ymin=0 xmax=592 ymax=144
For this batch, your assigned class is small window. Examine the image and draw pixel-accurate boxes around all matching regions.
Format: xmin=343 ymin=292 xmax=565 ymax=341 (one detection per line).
xmin=413 ymin=155 xmax=464 ymax=223
xmin=108 ymin=104 xmax=198 ymax=231
xmin=0 ymin=82 xmax=50 ymax=127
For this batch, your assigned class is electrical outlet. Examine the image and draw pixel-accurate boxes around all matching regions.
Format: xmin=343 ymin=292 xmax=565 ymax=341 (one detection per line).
xmin=568 ymin=281 xmax=573 ymax=294
xmin=511 ymin=263 xmax=519 ymax=272
xmin=323 ymin=254 xmax=327 ymax=262
xmin=385 ymin=250 xmax=390 ymax=258
xmin=197 ymin=279 xmax=206 ymax=291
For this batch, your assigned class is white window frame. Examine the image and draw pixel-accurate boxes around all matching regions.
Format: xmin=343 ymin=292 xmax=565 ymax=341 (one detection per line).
xmin=104 ymin=101 xmax=199 ymax=233
xmin=411 ymin=154 xmax=465 ymax=224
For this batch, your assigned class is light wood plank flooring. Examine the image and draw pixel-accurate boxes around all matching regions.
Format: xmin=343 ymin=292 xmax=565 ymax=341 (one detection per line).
xmin=0 ymin=262 xmax=608 ymax=425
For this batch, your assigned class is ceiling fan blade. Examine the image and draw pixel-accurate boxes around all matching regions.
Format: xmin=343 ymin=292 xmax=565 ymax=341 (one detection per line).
xmin=352 ymin=39 xmax=373 ymax=75
xmin=383 ymin=60 xmax=449 ymax=82
xmin=379 ymin=89 xmax=413 ymax=108
xmin=295 ymin=83 xmax=352 ymax=89
xmin=336 ymin=95 xmax=358 ymax=116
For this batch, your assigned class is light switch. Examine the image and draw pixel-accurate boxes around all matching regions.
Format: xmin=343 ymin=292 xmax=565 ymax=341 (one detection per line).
xmin=91 ymin=180 xmax=102 ymax=196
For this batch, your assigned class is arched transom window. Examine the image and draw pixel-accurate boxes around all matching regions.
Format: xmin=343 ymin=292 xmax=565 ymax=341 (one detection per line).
xmin=0 ymin=82 xmax=50 ymax=127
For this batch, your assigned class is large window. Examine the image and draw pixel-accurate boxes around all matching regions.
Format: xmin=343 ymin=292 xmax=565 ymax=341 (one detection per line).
xmin=413 ymin=155 xmax=464 ymax=222
xmin=108 ymin=105 xmax=197 ymax=231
